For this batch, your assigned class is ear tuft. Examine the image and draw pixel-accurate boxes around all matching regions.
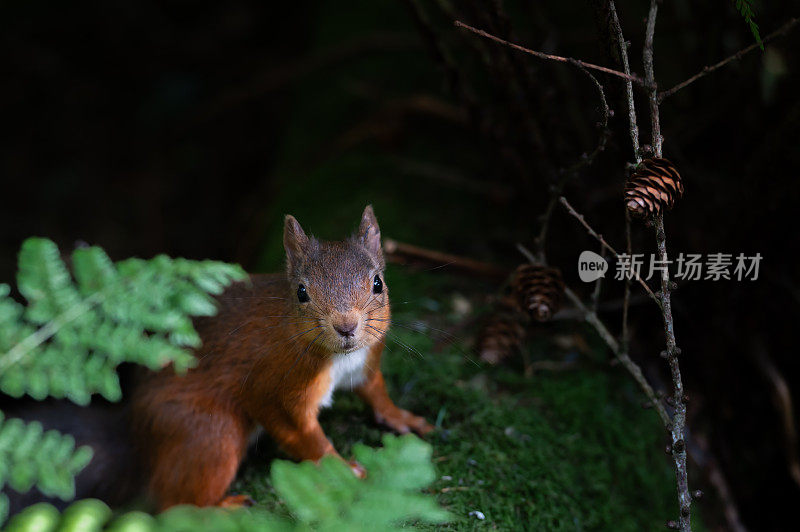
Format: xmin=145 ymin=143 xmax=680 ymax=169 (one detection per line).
xmin=358 ymin=205 xmax=383 ymax=261
xmin=284 ymin=215 xmax=309 ymax=273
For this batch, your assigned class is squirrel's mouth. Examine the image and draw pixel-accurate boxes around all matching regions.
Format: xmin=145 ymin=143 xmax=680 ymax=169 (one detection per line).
xmin=338 ymin=341 xmax=359 ymax=353
xmin=334 ymin=336 xmax=366 ymax=354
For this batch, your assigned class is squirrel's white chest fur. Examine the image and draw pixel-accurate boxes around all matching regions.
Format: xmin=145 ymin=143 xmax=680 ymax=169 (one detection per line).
xmin=318 ymin=347 xmax=369 ymax=408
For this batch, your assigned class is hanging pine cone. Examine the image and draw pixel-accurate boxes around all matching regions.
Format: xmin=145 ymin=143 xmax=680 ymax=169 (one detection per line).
xmin=512 ymin=264 xmax=564 ymax=322
xmin=624 ymin=157 xmax=684 ymax=218
xmin=477 ymin=301 xmax=526 ymax=365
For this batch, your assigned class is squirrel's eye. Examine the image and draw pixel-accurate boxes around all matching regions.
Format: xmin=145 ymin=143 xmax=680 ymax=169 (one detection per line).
xmin=297 ymin=284 xmax=310 ymax=303
xmin=372 ymin=275 xmax=383 ymax=294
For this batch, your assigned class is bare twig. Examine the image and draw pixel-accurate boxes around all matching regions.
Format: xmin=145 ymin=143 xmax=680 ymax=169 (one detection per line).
xmin=659 ymin=17 xmax=800 ymax=102
xmin=590 ymin=244 xmax=606 ymax=313
xmin=534 ymin=63 xmax=611 ymax=262
xmin=690 ymin=434 xmax=748 ymax=532
xmin=643 ymin=1 xmax=662 ymax=157
xmin=383 ymin=238 xmax=508 ymax=279
xmin=607 ymin=0 xmax=639 ymax=356
xmin=403 ymin=0 xmax=482 ymax=131
xmin=643 ymin=1 xmax=692 ymax=529
xmin=204 ymin=32 xmax=419 ymax=118
xmin=454 ymin=20 xmax=652 ymax=88
xmin=559 ymin=196 xmax=660 ymax=304
xmin=752 ymin=342 xmax=800 ymax=489
xmin=526 ymin=359 xmax=579 ymax=372
xmin=607 ymin=0 xmax=641 ymax=161
xmin=622 ymin=211 xmax=633 ymax=353
xmin=517 ymin=242 xmax=669 ymax=425
xmin=554 ymin=292 xmax=651 ymax=321
xmin=562 ymin=285 xmax=670 ymax=426
xmin=389 ymin=156 xmax=513 ymax=202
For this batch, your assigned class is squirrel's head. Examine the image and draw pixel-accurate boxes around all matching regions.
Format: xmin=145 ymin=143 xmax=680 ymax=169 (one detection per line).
xmin=283 ymin=205 xmax=388 ymax=355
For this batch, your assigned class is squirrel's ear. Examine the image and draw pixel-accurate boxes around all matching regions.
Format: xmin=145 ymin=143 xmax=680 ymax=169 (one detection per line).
xmin=284 ymin=215 xmax=309 ymax=272
xmin=358 ymin=205 xmax=382 ymax=261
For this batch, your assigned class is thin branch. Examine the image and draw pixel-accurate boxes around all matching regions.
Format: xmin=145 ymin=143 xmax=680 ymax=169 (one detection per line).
xmin=516 ymin=240 xmax=670 ymax=425
xmin=606 ymin=0 xmax=639 ymax=355
xmin=558 ymin=196 xmax=660 ymax=304
xmin=752 ymin=342 xmax=800 ymax=489
xmin=454 ymin=20 xmax=652 ymax=88
xmin=622 ymin=210 xmax=633 ymax=354
xmin=383 ymin=238 xmax=509 ymax=279
xmin=607 ymin=0 xmax=641 ymax=161
xmin=403 ymin=0 xmax=482 ymax=130
xmin=689 ymin=434 xmax=747 ymax=532
xmin=644 ymin=1 xmax=692 ymax=529
xmin=562 ymin=285 xmax=669 ymax=426
xmin=590 ymin=244 xmax=606 ymax=313
xmin=659 ymin=17 xmax=800 ymax=102
xmin=534 ymin=62 xmax=611 ymax=262
xmin=553 ymin=292 xmax=651 ymax=321
xmin=643 ymin=1 xmax=662 ymax=157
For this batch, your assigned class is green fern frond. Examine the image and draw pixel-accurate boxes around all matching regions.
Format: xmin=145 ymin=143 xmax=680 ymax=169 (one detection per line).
xmin=0 ymin=238 xmax=246 ymax=404
xmin=732 ymin=0 xmax=764 ymax=50
xmin=272 ymin=434 xmax=450 ymax=529
xmin=3 ymin=435 xmax=447 ymax=531
xmin=0 ymin=412 xmax=93 ymax=524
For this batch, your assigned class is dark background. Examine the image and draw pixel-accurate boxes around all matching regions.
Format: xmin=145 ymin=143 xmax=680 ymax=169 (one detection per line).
xmin=2 ymin=0 xmax=798 ymax=529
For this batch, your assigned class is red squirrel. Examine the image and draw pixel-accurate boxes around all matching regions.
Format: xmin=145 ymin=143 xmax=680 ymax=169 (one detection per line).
xmin=129 ymin=205 xmax=433 ymax=510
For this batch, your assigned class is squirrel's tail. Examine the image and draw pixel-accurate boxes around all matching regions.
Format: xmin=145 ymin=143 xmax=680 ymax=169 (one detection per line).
xmin=1 ymin=398 xmax=142 ymax=516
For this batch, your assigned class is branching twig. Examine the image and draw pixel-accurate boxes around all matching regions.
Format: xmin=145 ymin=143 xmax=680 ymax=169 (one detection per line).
xmin=559 ymin=196 xmax=660 ymax=304
xmin=590 ymin=244 xmax=606 ymax=313
xmin=607 ymin=0 xmax=641 ymax=161
xmin=752 ymin=342 xmax=800 ymax=489
xmin=534 ymin=62 xmax=611 ymax=261
xmin=689 ymin=434 xmax=747 ymax=532
xmin=562 ymin=285 xmax=670 ymax=426
xmin=403 ymin=0 xmax=482 ymax=132
xmin=607 ymin=0 xmax=639 ymax=357
xmin=622 ymin=211 xmax=633 ymax=353
xmin=659 ymin=17 xmax=800 ymax=102
xmin=383 ymin=238 xmax=508 ymax=279
xmin=454 ymin=20 xmax=652 ymax=88
xmin=517 ymin=242 xmax=669 ymax=426
xmin=643 ymin=1 xmax=692 ymax=529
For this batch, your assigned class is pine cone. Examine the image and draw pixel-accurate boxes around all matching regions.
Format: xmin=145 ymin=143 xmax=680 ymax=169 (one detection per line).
xmin=512 ymin=265 xmax=564 ymax=321
xmin=624 ymin=157 xmax=684 ymax=218
xmin=477 ymin=303 xmax=526 ymax=364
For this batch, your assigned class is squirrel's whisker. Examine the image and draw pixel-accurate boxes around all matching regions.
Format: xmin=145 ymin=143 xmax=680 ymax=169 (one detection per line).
xmin=219 ymin=296 xmax=288 ymax=301
xmin=367 ymin=317 xmax=479 ymax=367
xmin=366 ymin=324 xmax=424 ymax=360
xmin=278 ymin=324 xmax=325 ymax=346
xmin=281 ymin=329 xmax=326 ymax=385
xmin=365 ymin=300 xmax=392 ymax=315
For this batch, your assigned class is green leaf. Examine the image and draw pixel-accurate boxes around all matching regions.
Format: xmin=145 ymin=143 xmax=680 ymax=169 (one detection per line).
xmin=731 ymin=0 xmax=764 ymax=50
xmin=0 ymin=413 xmax=91 ymax=502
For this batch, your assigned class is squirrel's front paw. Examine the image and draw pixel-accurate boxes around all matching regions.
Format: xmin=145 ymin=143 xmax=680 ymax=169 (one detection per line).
xmin=219 ymin=494 xmax=256 ymax=508
xmin=375 ymin=407 xmax=434 ymax=437
xmin=348 ymin=460 xmax=367 ymax=479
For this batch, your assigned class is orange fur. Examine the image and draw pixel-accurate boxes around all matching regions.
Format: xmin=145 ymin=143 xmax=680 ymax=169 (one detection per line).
xmin=129 ymin=206 xmax=432 ymax=510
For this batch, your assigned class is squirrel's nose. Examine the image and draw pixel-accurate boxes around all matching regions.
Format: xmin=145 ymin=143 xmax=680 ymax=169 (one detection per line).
xmin=334 ymin=321 xmax=358 ymax=337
